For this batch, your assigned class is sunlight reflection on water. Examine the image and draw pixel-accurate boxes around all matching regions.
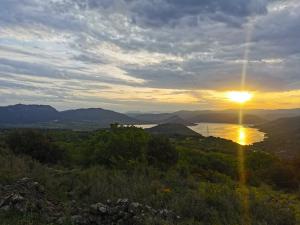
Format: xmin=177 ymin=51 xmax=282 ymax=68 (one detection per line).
xmin=189 ymin=123 xmax=265 ymax=145
xmin=135 ymin=123 xmax=265 ymax=145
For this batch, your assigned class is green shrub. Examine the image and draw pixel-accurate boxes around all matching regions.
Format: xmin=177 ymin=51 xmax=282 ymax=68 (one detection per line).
xmin=146 ymin=136 xmax=178 ymax=169
xmin=79 ymin=126 xmax=150 ymax=167
xmin=5 ymin=130 xmax=66 ymax=164
xmin=246 ymin=151 xmax=299 ymax=190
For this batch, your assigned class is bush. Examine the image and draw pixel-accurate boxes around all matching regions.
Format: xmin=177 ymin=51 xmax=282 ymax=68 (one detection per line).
xmin=5 ymin=130 xmax=65 ymax=164
xmin=178 ymin=149 xmax=237 ymax=179
xmin=246 ymin=151 xmax=299 ymax=190
xmin=146 ymin=136 xmax=178 ymax=169
xmin=79 ymin=126 xmax=178 ymax=169
xmin=80 ymin=126 xmax=150 ymax=167
xmin=267 ymin=164 xmax=299 ymax=190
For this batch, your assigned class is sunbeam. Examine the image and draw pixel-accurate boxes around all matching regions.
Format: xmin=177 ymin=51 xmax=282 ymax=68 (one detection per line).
xmin=237 ymin=20 xmax=255 ymax=225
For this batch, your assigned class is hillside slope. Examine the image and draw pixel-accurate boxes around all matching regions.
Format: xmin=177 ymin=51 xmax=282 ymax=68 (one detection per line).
xmin=147 ymin=123 xmax=202 ymax=137
xmin=255 ymin=116 xmax=300 ymax=158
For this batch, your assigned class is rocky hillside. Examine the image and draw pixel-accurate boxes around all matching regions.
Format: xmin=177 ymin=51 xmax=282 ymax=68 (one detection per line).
xmin=0 ymin=178 xmax=179 ymax=225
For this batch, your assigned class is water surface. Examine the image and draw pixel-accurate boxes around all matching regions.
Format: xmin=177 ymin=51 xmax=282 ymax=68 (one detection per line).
xmin=188 ymin=123 xmax=265 ymax=145
xmin=135 ymin=123 xmax=265 ymax=145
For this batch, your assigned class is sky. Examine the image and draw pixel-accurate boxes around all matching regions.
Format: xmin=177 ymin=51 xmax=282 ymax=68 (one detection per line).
xmin=0 ymin=0 xmax=299 ymax=112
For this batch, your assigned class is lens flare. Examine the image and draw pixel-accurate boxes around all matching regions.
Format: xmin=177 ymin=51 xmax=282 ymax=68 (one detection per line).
xmin=236 ymin=19 xmax=255 ymax=225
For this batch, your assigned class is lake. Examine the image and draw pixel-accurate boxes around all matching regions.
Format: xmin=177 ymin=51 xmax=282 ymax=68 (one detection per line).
xmin=135 ymin=123 xmax=265 ymax=145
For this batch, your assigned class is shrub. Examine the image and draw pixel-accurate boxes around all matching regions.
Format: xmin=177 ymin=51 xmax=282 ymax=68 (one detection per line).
xmin=246 ymin=151 xmax=299 ymax=190
xmin=5 ymin=130 xmax=65 ymax=164
xmin=146 ymin=136 xmax=178 ymax=169
xmin=80 ymin=126 xmax=150 ymax=167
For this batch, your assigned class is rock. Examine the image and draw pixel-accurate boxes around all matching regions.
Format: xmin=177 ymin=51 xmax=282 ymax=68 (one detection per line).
xmin=71 ymin=215 xmax=88 ymax=225
xmin=56 ymin=216 xmax=65 ymax=225
xmin=11 ymin=193 xmax=25 ymax=202
xmin=0 ymin=178 xmax=181 ymax=225
xmin=90 ymin=202 xmax=108 ymax=214
xmin=0 ymin=177 xmax=62 ymax=222
xmin=117 ymin=198 xmax=129 ymax=205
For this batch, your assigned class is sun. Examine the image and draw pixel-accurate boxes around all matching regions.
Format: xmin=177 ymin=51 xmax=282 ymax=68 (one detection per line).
xmin=226 ymin=91 xmax=253 ymax=104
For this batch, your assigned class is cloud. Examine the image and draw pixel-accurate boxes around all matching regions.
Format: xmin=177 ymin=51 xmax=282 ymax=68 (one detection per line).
xmin=129 ymin=0 xmax=269 ymax=27
xmin=65 ymin=0 xmax=269 ymax=27
xmin=0 ymin=0 xmax=299 ymax=110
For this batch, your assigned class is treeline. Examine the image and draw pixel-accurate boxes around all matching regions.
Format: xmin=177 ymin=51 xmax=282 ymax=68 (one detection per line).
xmin=4 ymin=125 xmax=178 ymax=170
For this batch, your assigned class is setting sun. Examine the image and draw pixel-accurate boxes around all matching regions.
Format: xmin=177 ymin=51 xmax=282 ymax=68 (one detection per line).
xmin=227 ymin=91 xmax=253 ymax=104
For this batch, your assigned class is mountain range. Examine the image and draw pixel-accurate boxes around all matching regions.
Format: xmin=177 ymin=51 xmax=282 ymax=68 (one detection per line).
xmin=129 ymin=110 xmax=266 ymax=125
xmin=0 ymin=104 xmax=300 ymax=130
xmin=0 ymin=104 xmax=138 ymax=129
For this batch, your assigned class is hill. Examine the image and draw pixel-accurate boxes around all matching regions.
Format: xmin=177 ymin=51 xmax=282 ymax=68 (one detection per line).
xmin=174 ymin=108 xmax=300 ymax=123
xmin=185 ymin=112 xmax=265 ymax=124
xmin=245 ymin=108 xmax=300 ymax=120
xmin=146 ymin=123 xmax=202 ymax=137
xmin=0 ymin=104 xmax=138 ymax=130
xmin=255 ymin=116 xmax=300 ymax=159
xmin=1 ymin=104 xmax=299 ymax=131
xmin=0 ymin=104 xmax=58 ymax=124
xmin=132 ymin=111 xmax=265 ymax=125
xmin=258 ymin=116 xmax=300 ymax=135
xmin=59 ymin=108 xmax=138 ymax=125
xmin=131 ymin=113 xmax=194 ymax=125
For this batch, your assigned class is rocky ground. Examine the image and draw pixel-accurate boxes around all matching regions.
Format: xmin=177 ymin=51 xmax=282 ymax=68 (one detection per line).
xmin=0 ymin=178 xmax=179 ymax=225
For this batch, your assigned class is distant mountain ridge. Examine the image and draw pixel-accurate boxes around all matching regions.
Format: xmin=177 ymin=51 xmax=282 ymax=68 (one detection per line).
xmin=131 ymin=113 xmax=194 ymax=126
xmin=0 ymin=104 xmax=59 ymax=124
xmin=1 ymin=104 xmax=300 ymax=130
xmin=180 ymin=112 xmax=265 ymax=124
xmin=0 ymin=104 xmax=138 ymax=129
xmin=59 ymin=108 xmax=138 ymax=124
xmin=130 ymin=111 xmax=266 ymax=125
xmin=174 ymin=109 xmax=300 ymax=121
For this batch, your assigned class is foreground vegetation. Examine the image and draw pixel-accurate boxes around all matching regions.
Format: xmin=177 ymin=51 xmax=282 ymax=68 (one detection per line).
xmin=0 ymin=125 xmax=299 ymax=224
